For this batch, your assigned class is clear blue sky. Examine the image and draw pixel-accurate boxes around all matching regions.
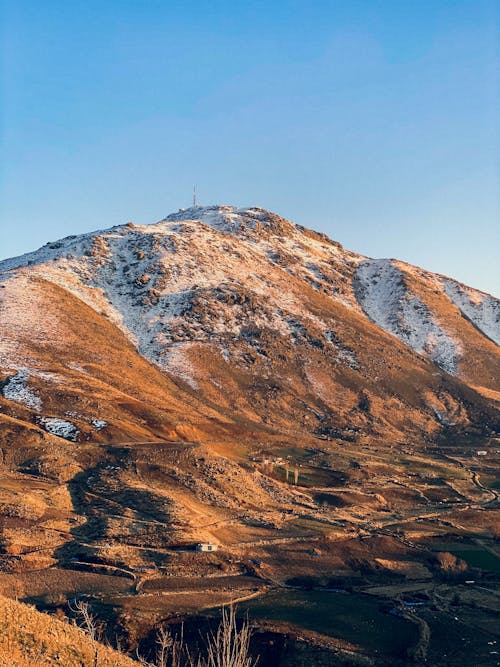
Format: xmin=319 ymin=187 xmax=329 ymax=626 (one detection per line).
xmin=1 ymin=1 xmax=499 ymax=295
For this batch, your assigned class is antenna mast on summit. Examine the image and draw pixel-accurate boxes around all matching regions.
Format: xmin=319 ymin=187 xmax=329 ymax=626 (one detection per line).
xmin=193 ymin=185 xmax=197 ymax=207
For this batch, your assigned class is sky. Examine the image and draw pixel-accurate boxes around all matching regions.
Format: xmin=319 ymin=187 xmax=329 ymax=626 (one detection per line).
xmin=1 ymin=1 xmax=499 ymax=296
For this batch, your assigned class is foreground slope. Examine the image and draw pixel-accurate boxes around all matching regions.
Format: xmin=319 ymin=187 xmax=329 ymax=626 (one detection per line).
xmin=0 ymin=594 xmax=137 ymax=667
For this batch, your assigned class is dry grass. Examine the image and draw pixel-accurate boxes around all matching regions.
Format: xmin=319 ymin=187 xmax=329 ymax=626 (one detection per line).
xmin=203 ymin=606 xmax=257 ymax=667
xmin=0 ymin=594 xmax=137 ymax=666
xmin=0 ymin=569 xmax=132 ymax=601
xmin=136 ymin=606 xmax=257 ymax=667
xmin=0 ymin=594 xmax=260 ymax=667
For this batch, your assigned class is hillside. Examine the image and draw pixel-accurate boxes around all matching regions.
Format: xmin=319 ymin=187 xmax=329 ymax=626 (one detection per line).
xmin=0 ymin=594 xmax=137 ymax=667
xmin=0 ymin=205 xmax=498 ymax=665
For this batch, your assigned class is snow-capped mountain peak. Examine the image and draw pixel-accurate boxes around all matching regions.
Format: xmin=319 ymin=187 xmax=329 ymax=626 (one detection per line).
xmin=0 ymin=206 xmax=498 ymax=390
xmin=162 ymin=205 xmax=296 ymax=237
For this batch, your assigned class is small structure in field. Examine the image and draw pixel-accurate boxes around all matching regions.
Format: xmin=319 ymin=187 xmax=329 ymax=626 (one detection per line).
xmin=195 ymin=542 xmax=218 ymax=553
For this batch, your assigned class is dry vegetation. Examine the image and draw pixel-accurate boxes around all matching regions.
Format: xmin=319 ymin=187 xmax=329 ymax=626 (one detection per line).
xmin=0 ymin=595 xmax=259 ymax=667
xmin=0 ymin=595 xmax=137 ymax=666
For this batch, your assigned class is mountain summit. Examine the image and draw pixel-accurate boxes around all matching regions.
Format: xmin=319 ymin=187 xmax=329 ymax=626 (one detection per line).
xmin=163 ymin=204 xmax=298 ymax=237
xmin=1 ymin=205 xmax=498 ymax=380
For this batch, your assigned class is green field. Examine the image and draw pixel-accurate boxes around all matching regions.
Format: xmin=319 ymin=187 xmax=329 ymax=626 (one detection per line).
xmin=482 ymin=475 xmax=500 ymax=491
xmin=432 ymin=542 xmax=500 ymax=573
xmin=451 ymin=548 xmax=500 ymax=573
xmin=241 ymin=589 xmax=417 ymax=659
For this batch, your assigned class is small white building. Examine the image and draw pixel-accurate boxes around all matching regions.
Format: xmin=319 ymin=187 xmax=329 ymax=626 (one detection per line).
xmin=195 ymin=542 xmax=218 ymax=553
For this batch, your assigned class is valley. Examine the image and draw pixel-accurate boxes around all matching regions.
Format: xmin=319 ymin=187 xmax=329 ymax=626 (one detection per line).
xmin=0 ymin=430 xmax=498 ymax=665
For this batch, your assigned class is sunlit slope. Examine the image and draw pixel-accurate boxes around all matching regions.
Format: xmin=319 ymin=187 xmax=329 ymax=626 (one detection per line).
xmin=356 ymin=258 xmax=500 ymax=390
xmin=0 ymin=205 xmax=498 ymax=446
xmin=0 ymin=594 xmax=138 ymax=667
xmin=0 ymin=272 xmax=236 ymax=447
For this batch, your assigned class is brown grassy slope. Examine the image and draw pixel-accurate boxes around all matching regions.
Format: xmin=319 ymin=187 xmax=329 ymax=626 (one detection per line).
xmin=2 ymin=268 xmax=496 ymax=454
xmin=0 ymin=271 xmax=428 ymax=449
xmin=1 ymin=225 xmax=498 ymax=450
xmin=0 ymin=273 xmax=240 ymax=445
xmin=172 ymin=262 xmax=499 ymax=445
xmin=0 ymin=594 xmax=138 ymax=667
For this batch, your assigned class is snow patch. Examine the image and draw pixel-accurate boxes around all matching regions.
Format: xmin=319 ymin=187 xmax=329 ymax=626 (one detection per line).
xmin=433 ymin=409 xmax=457 ymax=427
xmin=356 ymin=259 xmax=461 ymax=374
xmin=325 ymin=331 xmax=359 ymax=370
xmin=163 ymin=343 xmax=199 ymax=389
xmin=37 ymin=417 xmax=79 ymax=441
xmin=443 ymin=279 xmax=500 ymax=345
xmin=1 ymin=370 xmax=42 ymax=410
xmin=64 ymin=411 xmax=107 ymax=430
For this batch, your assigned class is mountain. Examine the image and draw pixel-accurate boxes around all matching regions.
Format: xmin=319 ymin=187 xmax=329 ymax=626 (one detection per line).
xmin=1 ymin=205 xmax=498 ymax=446
xmin=0 ymin=206 xmax=499 ymax=665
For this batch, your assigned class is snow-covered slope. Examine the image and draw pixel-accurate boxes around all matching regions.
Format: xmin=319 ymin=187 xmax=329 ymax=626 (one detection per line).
xmin=442 ymin=279 xmax=500 ymax=346
xmin=0 ymin=207 xmax=363 ymax=382
xmin=355 ymin=259 xmax=462 ymax=374
xmin=0 ymin=205 xmax=498 ymax=386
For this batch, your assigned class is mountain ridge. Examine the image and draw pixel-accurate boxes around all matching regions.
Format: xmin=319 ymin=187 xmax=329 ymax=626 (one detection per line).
xmin=0 ymin=204 xmax=498 ymax=451
xmin=1 ymin=205 xmax=498 ymax=377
